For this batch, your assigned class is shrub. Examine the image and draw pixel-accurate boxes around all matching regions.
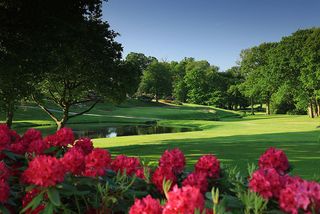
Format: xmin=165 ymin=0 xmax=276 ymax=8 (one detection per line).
xmin=0 ymin=124 xmax=319 ymax=214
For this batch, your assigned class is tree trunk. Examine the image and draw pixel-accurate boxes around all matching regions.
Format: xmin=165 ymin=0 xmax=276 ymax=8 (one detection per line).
xmin=155 ymin=94 xmax=159 ymax=103
xmin=308 ymin=100 xmax=314 ymax=118
xmin=56 ymin=106 xmax=69 ymax=130
xmin=250 ymin=97 xmax=255 ymax=115
xmin=5 ymin=106 xmax=14 ymax=129
xmin=266 ymin=100 xmax=271 ymax=115
xmin=315 ymin=98 xmax=320 ymax=117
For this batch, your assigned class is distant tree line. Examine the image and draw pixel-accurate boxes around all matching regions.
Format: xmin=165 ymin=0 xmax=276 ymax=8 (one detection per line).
xmin=132 ymin=27 xmax=320 ymax=118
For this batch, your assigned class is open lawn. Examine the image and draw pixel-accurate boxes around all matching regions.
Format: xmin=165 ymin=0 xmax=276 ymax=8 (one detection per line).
xmin=2 ymin=100 xmax=320 ymax=179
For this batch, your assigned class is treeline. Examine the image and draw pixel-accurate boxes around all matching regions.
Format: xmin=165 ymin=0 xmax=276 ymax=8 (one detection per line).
xmin=132 ymin=27 xmax=320 ymax=117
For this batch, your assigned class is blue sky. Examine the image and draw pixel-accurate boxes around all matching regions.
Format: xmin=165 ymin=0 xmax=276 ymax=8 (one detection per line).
xmin=103 ymin=0 xmax=320 ymax=71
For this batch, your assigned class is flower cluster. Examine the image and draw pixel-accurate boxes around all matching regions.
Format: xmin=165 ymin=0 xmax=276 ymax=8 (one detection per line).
xmin=195 ymin=154 xmax=220 ymax=179
xmin=22 ymin=155 xmax=66 ymax=187
xmin=1 ymin=124 xmax=320 ymax=214
xmin=152 ymin=148 xmax=185 ymax=192
xmin=249 ymin=168 xmax=283 ymax=199
xmin=279 ymin=177 xmax=320 ymax=214
xmin=44 ymin=127 xmax=75 ymax=147
xmin=159 ymin=148 xmax=186 ymax=174
xmin=249 ymin=147 xmax=320 ymax=214
xmin=84 ymin=148 xmax=112 ymax=177
xmin=182 ymin=172 xmax=208 ymax=193
xmin=130 ymin=185 xmax=207 ymax=214
xmin=111 ymin=155 xmax=141 ymax=176
xmin=129 ymin=195 xmax=163 ymax=214
xmin=258 ymin=147 xmax=289 ymax=174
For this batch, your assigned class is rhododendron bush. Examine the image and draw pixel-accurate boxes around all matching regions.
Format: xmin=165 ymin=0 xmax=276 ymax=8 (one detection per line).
xmin=0 ymin=124 xmax=319 ymax=214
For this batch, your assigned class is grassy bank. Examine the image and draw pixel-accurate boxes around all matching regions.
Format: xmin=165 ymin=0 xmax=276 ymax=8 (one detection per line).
xmin=1 ymin=100 xmax=320 ymax=179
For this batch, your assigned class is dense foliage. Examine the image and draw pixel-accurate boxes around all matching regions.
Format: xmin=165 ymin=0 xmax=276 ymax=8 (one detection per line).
xmin=133 ymin=27 xmax=320 ymax=117
xmin=0 ymin=125 xmax=319 ymax=213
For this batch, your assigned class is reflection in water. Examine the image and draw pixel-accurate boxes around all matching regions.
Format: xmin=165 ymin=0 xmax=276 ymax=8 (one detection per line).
xmin=73 ymin=124 xmax=201 ymax=139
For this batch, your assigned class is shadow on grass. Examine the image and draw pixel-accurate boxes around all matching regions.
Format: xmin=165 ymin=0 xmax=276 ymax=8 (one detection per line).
xmin=102 ymin=130 xmax=320 ymax=179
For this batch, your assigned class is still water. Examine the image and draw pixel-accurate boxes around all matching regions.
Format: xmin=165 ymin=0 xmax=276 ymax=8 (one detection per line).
xmin=73 ymin=124 xmax=200 ymax=139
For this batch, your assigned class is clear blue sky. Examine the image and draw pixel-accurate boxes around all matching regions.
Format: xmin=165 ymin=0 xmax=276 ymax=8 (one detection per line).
xmin=103 ymin=0 xmax=320 ymax=71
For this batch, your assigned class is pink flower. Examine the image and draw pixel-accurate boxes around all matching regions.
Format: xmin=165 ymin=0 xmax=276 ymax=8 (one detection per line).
xmin=249 ymin=168 xmax=284 ymax=199
xmin=258 ymin=147 xmax=289 ymax=174
xmin=159 ymin=148 xmax=185 ymax=174
xmin=84 ymin=149 xmax=111 ymax=177
xmin=152 ymin=167 xmax=177 ymax=193
xmin=195 ymin=154 xmax=220 ymax=179
xmin=111 ymin=155 xmax=141 ymax=176
xmin=61 ymin=147 xmax=85 ymax=175
xmin=182 ymin=172 xmax=208 ymax=193
xmin=129 ymin=195 xmax=163 ymax=214
xmin=74 ymin=138 xmax=94 ymax=155
xmin=163 ymin=185 xmax=205 ymax=214
xmin=22 ymin=155 xmax=66 ymax=187
xmin=279 ymin=177 xmax=320 ymax=213
xmin=0 ymin=179 xmax=10 ymax=203
xmin=44 ymin=127 xmax=75 ymax=147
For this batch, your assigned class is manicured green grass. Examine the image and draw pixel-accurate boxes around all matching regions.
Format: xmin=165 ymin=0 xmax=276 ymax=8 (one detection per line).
xmin=1 ymin=100 xmax=320 ymax=179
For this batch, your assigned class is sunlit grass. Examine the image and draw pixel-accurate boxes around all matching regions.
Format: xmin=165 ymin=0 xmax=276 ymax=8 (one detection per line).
xmin=1 ymin=100 xmax=320 ymax=179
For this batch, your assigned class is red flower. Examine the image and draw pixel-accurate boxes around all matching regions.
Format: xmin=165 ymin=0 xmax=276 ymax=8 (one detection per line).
xmin=182 ymin=172 xmax=208 ymax=193
xmin=22 ymin=128 xmax=42 ymax=145
xmin=129 ymin=195 xmax=163 ymax=214
xmin=9 ymin=129 xmax=21 ymax=144
xmin=111 ymin=155 xmax=141 ymax=176
xmin=152 ymin=167 xmax=177 ymax=193
xmin=22 ymin=189 xmax=45 ymax=214
xmin=249 ymin=168 xmax=284 ymax=199
xmin=0 ymin=179 xmax=9 ymax=203
xmin=135 ymin=167 xmax=151 ymax=180
xmin=84 ymin=149 xmax=111 ymax=177
xmin=74 ymin=138 xmax=94 ymax=155
xmin=163 ymin=185 xmax=205 ymax=214
xmin=0 ymin=161 xmax=10 ymax=180
xmin=22 ymin=155 xmax=66 ymax=187
xmin=258 ymin=147 xmax=289 ymax=174
xmin=0 ymin=124 xmax=11 ymax=151
xmin=195 ymin=154 xmax=220 ymax=179
xmin=61 ymin=147 xmax=85 ymax=175
xmin=27 ymin=140 xmax=50 ymax=155
xmin=44 ymin=127 xmax=75 ymax=147
xmin=159 ymin=148 xmax=185 ymax=174
xmin=9 ymin=141 xmax=27 ymax=154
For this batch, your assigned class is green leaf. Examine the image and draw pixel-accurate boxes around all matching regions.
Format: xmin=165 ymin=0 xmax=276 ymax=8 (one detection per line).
xmin=0 ymin=204 xmax=10 ymax=214
xmin=47 ymin=188 xmax=61 ymax=207
xmin=42 ymin=202 xmax=54 ymax=214
xmin=20 ymin=191 xmax=43 ymax=213
xmin=44 ymin=146 xmax=58 ymax=154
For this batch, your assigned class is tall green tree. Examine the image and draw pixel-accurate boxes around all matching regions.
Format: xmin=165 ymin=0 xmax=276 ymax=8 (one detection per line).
xmin=125 ymin=52 xmax=155 ymax=96
xmin=184 ymin=60 xmax=220 ymax=105
xmin=29 ymin=0 xmax=129 ymax=130
xmin=138 ymin=61 xmax=172 ymax=102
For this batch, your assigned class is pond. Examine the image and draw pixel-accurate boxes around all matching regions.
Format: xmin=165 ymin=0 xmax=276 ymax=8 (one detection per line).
xmin=72 ymin=124 xmax=201 ymax=139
